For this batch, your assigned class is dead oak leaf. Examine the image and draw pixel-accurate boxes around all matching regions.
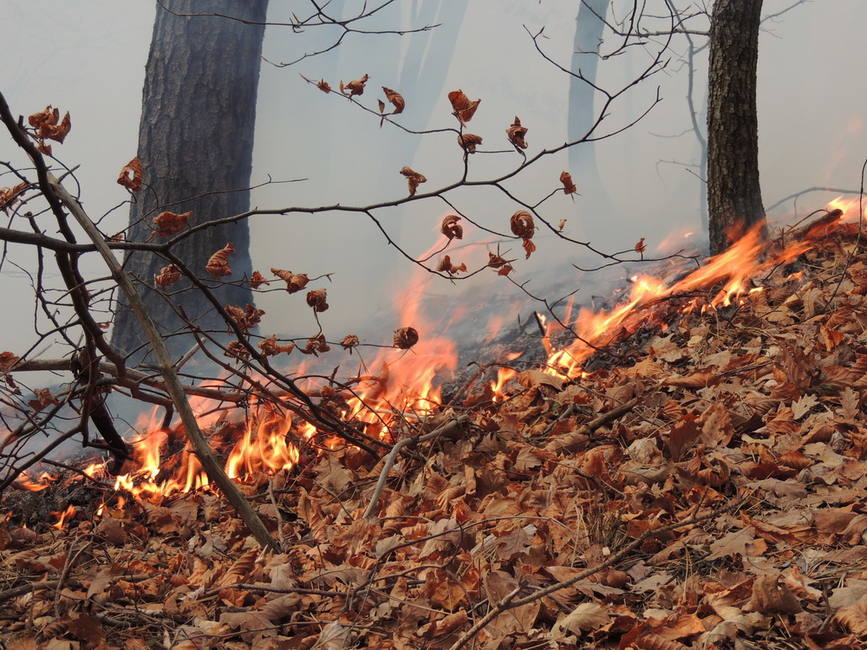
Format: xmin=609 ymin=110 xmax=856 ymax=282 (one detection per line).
xmin=306 ymin=288 xmax=329 ymax=312
xmin=400 ymin=166 xmax=426 ymax=196
xmin=447 ymin=89 xmax=480 ymax=123
xmin=154 ymin=264 xmax=182 ymax=287
xmin=560 ymin=171 xmax=577 ymax=194
xmin=506 ymin=116 xmax=528 ymax=150
xmin=381 ymin=86 xmax=405 ymax=114
xmin=393 ymin=326 xmax=418 ymax=349
xmin=340 ymin=73 xmax=369 ymax=96
xmin=441 ymin=214 xmax=463 ymax=240
xmin=117 ymin=157 xmax=143 ymax=191
xmin=152 ymin=210 xmax=190 ymax=237
xmin=458 ymin=133 xmax=483 ymax=153
xmin=205 ymin=242 xmax=234 ymax=276
xmin=270 ymin=268 xmax=309 ymax=293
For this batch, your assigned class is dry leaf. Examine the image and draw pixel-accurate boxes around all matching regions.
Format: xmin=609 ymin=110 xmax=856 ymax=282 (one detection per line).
xmin=0 ymin=182 xmax=29 ymax=211
xmin=154 ymin=264 xmax=182 ymax=287
xmin=441 ymin=214 xmax=463 ymax=240
xmin=270 ymin=268 xmax=309 ymax=293
xmin=248 ymin=270 xmax=269 ymax=289
xmin=306 ymin=289 xmax=329 ymax=312
xmin=205 ymin=242 xmax=234 ymax=276
xmin=506 ymin=116 xmax=528 ymax=149
xmin=340 ymin=73 xmax=368 ymax=96
xmin=748 ymin=573 xmax=802 ymax=614
xmin=340 ymin=334 xmax=359 ymax=350
xmin=0 ymin=351 xmax=21 ymax=372
xmin=225 ymin=304 xmax=265 ymax=332
xmin=560 ymin=171 xmax=577 ymax=194
xmin=258 ymin=335 xmax=295 ymax=356
xmin=152 ymin=210 xmax=190 ymax=237
xmin=458 ymin=133 xmax=483 ymax=153
xmin=635 ymin=237 xmax=647 ymax=254
xmin=394 ymin=327 xmax=419 ymax=349
xmin=400 ymin=166 xmax=427 ymax=196
xmin=447 ymin=89 xmax=481 ymax=123
xmin=437 ymin=255 xmax=467 ymax=275
xmin=116 ymin=157 xmax=143 ymax=191
xmin=381 ymin=86 xmax=405 ymax=114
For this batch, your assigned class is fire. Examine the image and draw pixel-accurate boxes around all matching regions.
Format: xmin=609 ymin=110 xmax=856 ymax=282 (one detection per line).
xmin=51 ymin=504 xmax=76 ymax=530
xmin=15 ymin=200 xmax=856 ymax=509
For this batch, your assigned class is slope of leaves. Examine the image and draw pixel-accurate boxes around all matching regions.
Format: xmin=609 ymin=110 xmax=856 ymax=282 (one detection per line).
xmin=4 ymin=222 xmax=867 ymax=648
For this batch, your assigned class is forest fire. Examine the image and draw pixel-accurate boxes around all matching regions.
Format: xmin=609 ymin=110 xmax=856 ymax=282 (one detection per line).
xmin=11 ymin=198 xmax=860 ymax=508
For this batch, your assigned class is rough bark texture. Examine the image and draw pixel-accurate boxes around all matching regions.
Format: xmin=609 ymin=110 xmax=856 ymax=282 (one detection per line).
xmin=113 ymin=0 xmax=267 ymax=359
xmin=707 ymin=0 xmax=766 ymax=255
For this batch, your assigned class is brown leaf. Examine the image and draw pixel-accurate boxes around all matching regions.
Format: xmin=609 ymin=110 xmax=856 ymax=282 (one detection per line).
xmin=306 ymin=289 xmax=329 ymax=312
xmin=152 ymin=210 xmax=190 ymax=237
xmin=258 ymin=335 xmax=295 ymax=357
xmin=400 ymin=166 xmax=427 ymax=196
xmin=154 ymin=264 xmax=182 ymax=287
xmin=668 ymin=416 xmax=701 ymax=461
xmin=458 ymin=133 xmax=483 ymax=153
xmin=560 ymin=171 xmax=577 ymax=194
xmin=116 ymin=157 xmax=143 ymax=191
xmin=447 ymin=89 xmax=481 ymax=123
xmin=301 ymin=334 xmax=330 ymax=355
xmin=225 ymin=304 xmax=265 ymax=332
xmin=558 ymin=218 xmax=567 ymax=231
xmin=205 ymin=242 xmax=234 ymax=276
xmin=248 ymin=270 xmax=269 ymax=289
xmin=635 ymin=237 xmax=647 ymax=254
xmin=0 ymin=351 xmax=20 ymax=372
xmin=835 ymin=600 xmax=867 ymax=635
xmin=394 ymin=326 xmax=419 ymax=349
xmin=225 ymin=340 xmax=250 ymax=360
xmin=506 ymin=116 xmax=528 ymax=149
xmin=29 ymin=106 xmax=71 ymax=143
xmin=748 ymin=573 xmax=802 ymax=614
xmin=437 ymin=255 xmax=467 ymax=275
xmin=270 ymin=268 xmax=309 ymax=293
xmin=316 ymin=79 xmax=331 ymax=93
xmin=340 ymin=334 xmax=359 ymax=350
xmin=381 ymin=86 xmax=405 ymax=114
xmin=441 ymin=214 xmax=463 ymax=240
xmin=28 ymin=388 xmax=60 ymax=412
xmin=0 ymin=182 xmax=29 ymax=211
xmin=340 ymin=73 xmax=368 ymax=96
xmin=510 ymin=210 xmax=535 ymax=239
xmin=552 ymin=601 xmax=610 ymax=635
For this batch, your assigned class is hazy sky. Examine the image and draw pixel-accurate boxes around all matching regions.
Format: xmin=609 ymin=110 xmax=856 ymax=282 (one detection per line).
xmin=2 ymin=0 xmax=866 ymax=357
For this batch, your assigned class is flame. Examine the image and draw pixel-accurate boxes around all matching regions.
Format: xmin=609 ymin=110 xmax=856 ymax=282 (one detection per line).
xmin=51 ymin=504 xmax=76 ymax=530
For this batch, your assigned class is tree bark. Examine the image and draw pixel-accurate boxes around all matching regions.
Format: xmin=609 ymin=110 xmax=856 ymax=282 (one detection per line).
xmin=707 ymin=0 xmax=766 ymax=255
xmin=112 ymin=0 xmax=267 ymax=359
xmin=568 ymin=0 xmax=610 ymax=192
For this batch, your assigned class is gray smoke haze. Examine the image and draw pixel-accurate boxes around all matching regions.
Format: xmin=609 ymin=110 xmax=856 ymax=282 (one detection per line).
xmin=2 ymin=0 xmax=866 ymax=359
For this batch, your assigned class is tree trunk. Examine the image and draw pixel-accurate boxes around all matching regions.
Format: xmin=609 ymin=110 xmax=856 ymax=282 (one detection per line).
xmin=112 ymin=0 xmax=267 ymax=359
xmin=707 ymin=0 xmax=766 ymax=255
xmin=568 ymin=0 xmax=610 ymax=192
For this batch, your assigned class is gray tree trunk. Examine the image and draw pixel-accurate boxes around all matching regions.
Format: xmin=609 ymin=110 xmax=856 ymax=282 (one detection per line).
xmin=568 ymin=0 xmax=609 ymax=192
xmin=112 ymin=0 xmax=267 ymax=359
xmin=707 ymin=0 xmax=766 ymax=255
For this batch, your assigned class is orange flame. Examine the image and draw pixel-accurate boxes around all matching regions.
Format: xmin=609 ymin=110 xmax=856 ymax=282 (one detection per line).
xmin=51 ymin=504 xmax=76 ymax=530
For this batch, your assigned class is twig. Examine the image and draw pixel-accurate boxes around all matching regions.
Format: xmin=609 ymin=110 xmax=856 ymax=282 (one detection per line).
xmin=545 ymin=397 xmax=639 ymax=452
xmin=362 ymin=417 xmax=467 ymax=519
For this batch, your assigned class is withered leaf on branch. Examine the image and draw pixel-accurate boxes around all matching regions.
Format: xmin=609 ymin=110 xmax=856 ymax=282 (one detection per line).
xmin=437 ymin=255 xmax=467 ymax=275
xmin=116 ymin=157 xmax=143 ymax=191
xmin=28 ymin=388 xmax=60 ymax=412
xmin=448 ymin=89 xmax=481 ymax=123
xmin=206 ymin=242 xmax=234 ymax=277
xmin=270 ymin=268 xmax=309 ymax=293
xmin=316 ymin=79 xmax=331 ymax=93
xmin=393 ymin=326 xmax=419 ymax=349
xmin=224 ymin=341 xmax=250 ymax=360
xmin=440 ymin=214 xmax=463 ymax=240
xmin=340 ymin=73 xmax=369 ymax=96
xmin=634 ymin=237 xmax=647 ymax=254
xmin=28 ymin=105 xmax=71 ymax=144
xmin=558 ymin=218 xmax=567 ymax=231
xmin=488 ymin=252 xmax=514 ymax=276
xmin=0 ymin=182 xmax=28 ymax=212
xmin=458 ymin=133 xmax=483 ymax=153
xmin=340 ymin=334 xmax=360 ymax=350
xmin=306 ymin=289 xmax=329 ymax=312
xmin=506 ymin=116 xmax=528 ymax=150
xmin=510 ymin=210 xmax=535 ymax=240
xmin=152 ymin=210 xmax=190 ymax=237
xmin=154 ymin=264 xmax=182 ymax=287
xmin=301 ymin=334 xmax=330 ymax=355
xmin=560 ymin=171 xmax=577 ymax=194
xmin=0 ymin=351 xmax=20 ymax=373
xmin=225 ymin=304 xmax=265 ymax=332
xmin=248 ymin=271 xmax=269 ymax=289
xmin=400 ymin=166 xmax=427 ymax=196
xmin=259 ymin=335 xmax=295 ymax=357
xmin=381 ymin=87 xmax=405 ymax=114
xmin=522 ymin=238 xmax=536 ymax=259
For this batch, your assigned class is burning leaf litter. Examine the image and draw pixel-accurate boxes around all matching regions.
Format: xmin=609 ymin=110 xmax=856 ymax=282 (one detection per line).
xmin=4 ymin=199 xmax=867 ymax=647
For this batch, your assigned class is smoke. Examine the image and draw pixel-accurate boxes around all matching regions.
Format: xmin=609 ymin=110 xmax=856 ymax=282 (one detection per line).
xmin=2 ymin=0 xmax=867 ymax=358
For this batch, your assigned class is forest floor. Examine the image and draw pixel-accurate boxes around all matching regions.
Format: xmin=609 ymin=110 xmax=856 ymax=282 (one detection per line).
xmin=3 ymin=214 xmax=867 ymax=649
